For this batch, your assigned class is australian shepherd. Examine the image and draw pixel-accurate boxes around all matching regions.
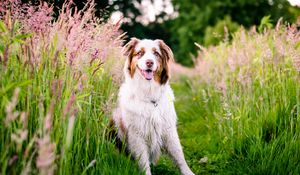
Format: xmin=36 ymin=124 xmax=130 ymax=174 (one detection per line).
xmin=110 ymin=38 xmax=194 ymax=175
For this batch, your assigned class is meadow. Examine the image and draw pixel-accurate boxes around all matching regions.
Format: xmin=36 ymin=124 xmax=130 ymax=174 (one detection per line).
xmin=1 ymin=1 xmax=300 ymax=175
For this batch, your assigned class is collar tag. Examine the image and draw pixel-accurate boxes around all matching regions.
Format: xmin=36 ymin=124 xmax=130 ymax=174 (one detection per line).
xmin=151 ymin=100 xmax=158 ymax=107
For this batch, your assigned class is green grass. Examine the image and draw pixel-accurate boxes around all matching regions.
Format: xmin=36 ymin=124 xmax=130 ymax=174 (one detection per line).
xmin=0 ymin=19 xmax=140 ymax=175
xmin=158 ymin=26 xmax=300 ymax=174
xmin=0 ymin=61 xmax=140 ymax=174
xmin=168 ymin=73 xmax=300 ymax=174
xmin=154 ymin=26 xmax=300 ymax=174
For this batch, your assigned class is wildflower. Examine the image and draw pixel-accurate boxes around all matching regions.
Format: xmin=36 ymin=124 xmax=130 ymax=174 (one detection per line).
xmin=11 ymin=129 xmax=28 ymax=151
xmin=51 ymin=79 xmax=63 ymax=98
xmin=63 ymin=93 xmax=76 ymax=116
xmin=217 ymin=79 xmax=227 ymax=96
xmin=36 ymin=135 xmax=56 ymax=175
xmin=36 ymin=98 xmax=56 ymax=175
xmin=44 ymin=100 xmax=55 ymax=131
xmin=8 ymin=155 xmax=18 ymax=166
xmin=91 ymin=49 xmax=99 ymax=60
xmin=199 ymin=156 xmax=208 ymax=164
xmin=5 ymin=88 xmax=20 ymax=125
xmin=66 ymin=115 xmax=76 ymax=148
xmin=23 ymin=2 xmax=53 ymax=33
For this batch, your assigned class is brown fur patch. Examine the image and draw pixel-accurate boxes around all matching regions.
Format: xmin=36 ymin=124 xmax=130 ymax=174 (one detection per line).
xmin=129 ymin=57 xmax=137 ymax=77
xmin=152 ymin=47 xmax=157 ymax=53
xmin=129 ymin=47 xmax=144 ymax=77
xmin=154 ymin=56 xmax=163 ymax=83
xmin=156 ymin=40 xmax=174 ymax=85
xmin=123 ymin=38 xmax=140 ymax=78
xmin=107 ymin=118 xmax=129 ymax=154
xmin=119 ymin=118 xmax=126 ymax=134
xmin=135 ymin=47 xmax=145 ymax=57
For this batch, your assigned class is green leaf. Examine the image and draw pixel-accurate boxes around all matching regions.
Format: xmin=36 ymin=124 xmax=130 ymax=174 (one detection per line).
xmin=0 ymin=45 xmax=4 ymax=53
xmin=0 ymin=21 xmax=8 ymax=33
xmin=12 ymin=33 xmax=32 ymax=44
xmin=258 ymin=15 xmax=273 ymax=33
xmin=77 ymin=93 xmax=91 ymax=100
xmin=0 ymin=80 xmax=32 ymax=97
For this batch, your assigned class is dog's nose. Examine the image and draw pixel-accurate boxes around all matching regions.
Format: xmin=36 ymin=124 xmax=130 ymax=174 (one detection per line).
xmin=146 ymin=59 xmax=154 ymax=68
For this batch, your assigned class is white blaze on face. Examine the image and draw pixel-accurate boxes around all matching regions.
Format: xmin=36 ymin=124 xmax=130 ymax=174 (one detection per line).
xmin=135 ymin=39 xmax=161 ymax=80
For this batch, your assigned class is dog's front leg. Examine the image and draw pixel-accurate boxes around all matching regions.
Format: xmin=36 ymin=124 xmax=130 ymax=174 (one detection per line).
xmin=127 ymin=132 xmax=151 ymax=175
xmin=164 ymin=127 xmax=194 ymax=175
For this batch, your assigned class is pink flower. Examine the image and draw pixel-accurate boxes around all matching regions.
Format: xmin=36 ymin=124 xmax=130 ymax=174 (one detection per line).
xmin=36 ymin=135 xmax=56 ymax=175
xmin=23 ymin=2 xmax=53 ymax=33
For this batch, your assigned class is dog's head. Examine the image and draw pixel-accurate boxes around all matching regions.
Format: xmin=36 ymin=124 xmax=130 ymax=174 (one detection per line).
xmin=123 ymin=38 xmax=173 ymax=85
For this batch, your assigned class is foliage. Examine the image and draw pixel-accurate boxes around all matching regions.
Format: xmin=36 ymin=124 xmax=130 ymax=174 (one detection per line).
xmin=170 ymin=0 xmax=300 ymax=66
xmin=166 ymin=22 xmax=300 ymax=174
xmin=0 ymin=1 xmax=139 ymax=174
xmin=204 ymin=16 xmax=239 ymax=46
xmin=20 ymin=0 xmax=112 ymax=20
xmin=15 ymin=0 xmax=300 ymax=67
xmin=258 ymin=15 xmax=273 ymax=33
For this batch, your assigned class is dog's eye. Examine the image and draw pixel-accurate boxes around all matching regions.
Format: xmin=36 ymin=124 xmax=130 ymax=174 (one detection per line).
xmin=137 ymin=51 xmax=143 ymax=57
xmin=154 ymin=51 xmax=160 ymax=57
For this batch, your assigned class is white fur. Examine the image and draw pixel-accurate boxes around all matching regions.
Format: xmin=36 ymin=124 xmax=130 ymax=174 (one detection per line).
xmin=113 ymin=39 xmax=194 ymax=175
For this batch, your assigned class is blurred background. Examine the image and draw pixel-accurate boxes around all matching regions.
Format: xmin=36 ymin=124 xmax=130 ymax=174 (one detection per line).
xmin=22 ymin=0 xmax=300 ymax=66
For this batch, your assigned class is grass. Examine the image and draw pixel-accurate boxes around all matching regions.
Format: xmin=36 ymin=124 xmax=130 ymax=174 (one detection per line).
xmin=169 ymin=73 xmax=300 ymax=174
xmin=0 ymin=56 xmax=140 ymax=174
xmin=1 ymin=1 xmax=300 ymax=174
xmin=0 ymin=29 xmax=140 ymax=175
xmin=155 ymin=24 xmax=300 ymax=174
xmin=0 ymin=1 xmax=140 ymax=174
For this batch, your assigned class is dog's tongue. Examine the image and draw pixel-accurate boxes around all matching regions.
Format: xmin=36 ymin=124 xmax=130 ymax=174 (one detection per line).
xmin=142 ymin=70 xmax=154 ymax=80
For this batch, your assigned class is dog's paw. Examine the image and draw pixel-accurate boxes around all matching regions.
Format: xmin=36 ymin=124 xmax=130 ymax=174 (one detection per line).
xmin=181 ymin=168 xmax=195 ymax=175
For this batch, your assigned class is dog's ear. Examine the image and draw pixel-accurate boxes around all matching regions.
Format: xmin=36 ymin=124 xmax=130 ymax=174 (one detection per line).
xmin=156 ymin=40 xmax=174 ymax=84
xmin=157 ymin=40 xmax=174 ymax=62
xmin=122 ymin=37 xmax=139 ymax=56
xmin=123 ymin=38 xmax=139 ymax=77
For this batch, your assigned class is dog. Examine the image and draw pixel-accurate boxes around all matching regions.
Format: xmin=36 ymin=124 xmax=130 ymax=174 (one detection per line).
xmin=111 ymin=38 xmax=194 ymax=175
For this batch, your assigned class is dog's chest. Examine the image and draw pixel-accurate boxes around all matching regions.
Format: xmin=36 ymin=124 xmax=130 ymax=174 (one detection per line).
xmin=131 ymin=102 xmax=164 ymax=136
xmin=119 ymin=82 xmax=175 ymax=146
xmin=137 ymin=104 xmax=165 ymax=155
xmin=122 ymin=99 xmax=168 ymax=148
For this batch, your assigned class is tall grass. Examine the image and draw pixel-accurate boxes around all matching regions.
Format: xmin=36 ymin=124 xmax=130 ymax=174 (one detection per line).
xmin=172 ymin=22 xmax=300 ymax=174
xmin=0 ymin=1 xmax=139 ymax=174
xmin=1 ymin=0 xmax=300 ymax=174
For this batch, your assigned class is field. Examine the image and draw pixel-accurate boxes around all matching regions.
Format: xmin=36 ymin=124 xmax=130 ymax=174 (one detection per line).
xmin=1 ymin=1 xmax=300 ymax=175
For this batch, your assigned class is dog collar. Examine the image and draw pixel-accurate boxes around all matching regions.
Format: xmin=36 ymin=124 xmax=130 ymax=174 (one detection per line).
xmin=150 ymin=100 xmax=158 ymax=107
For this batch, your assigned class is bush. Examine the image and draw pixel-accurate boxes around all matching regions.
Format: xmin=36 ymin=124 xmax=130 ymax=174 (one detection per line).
xmin=204 ymin=16 xmax=239 ymax=46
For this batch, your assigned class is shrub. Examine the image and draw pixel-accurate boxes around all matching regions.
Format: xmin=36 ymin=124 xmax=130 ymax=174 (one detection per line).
xmin=204 ymin=16 xmax=239 ymax=46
